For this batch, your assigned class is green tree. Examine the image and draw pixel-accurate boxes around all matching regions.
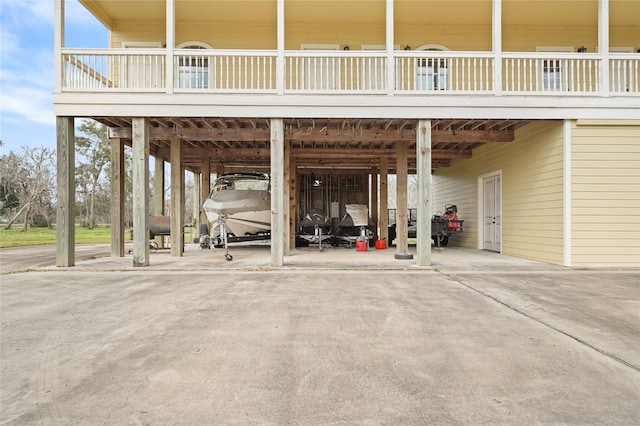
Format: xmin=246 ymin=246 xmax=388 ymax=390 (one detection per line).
xmin=76 ymin=120 xmax=111 ymax=229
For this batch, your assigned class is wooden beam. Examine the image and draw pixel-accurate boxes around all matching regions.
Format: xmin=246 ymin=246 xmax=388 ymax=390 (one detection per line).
xmin=132 ymin=118 xmax=150 ymax=267
xmin=200 ymin=156 xmax=211 ymax=231
xmin=111 ymin=138 xmax=125 ymax=257
xmin=395 ymin=140 xmax=411 ymax=258
xmin=56 ymin=116 xmax=75 ymax=267
xmin=108 ymin=127 xmax=514 ymax=144
xmin=270 ymin=118 xmax=284 ymax=267
xmin=417 ymin=120 xmax=432 ymax=266
xmin=170 ymin=136 xmax=184 ymax=257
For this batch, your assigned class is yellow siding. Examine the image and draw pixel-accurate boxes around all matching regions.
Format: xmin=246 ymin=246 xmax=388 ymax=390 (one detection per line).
xmin=105 ymin=1 xmax=638 ymax=52
xmin=571 ymin=122 xmax=640 ymax=267
xmin=433 ymin=121 xmax=565 ymax=265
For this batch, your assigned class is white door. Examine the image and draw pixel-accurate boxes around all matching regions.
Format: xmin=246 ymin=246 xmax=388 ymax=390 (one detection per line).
xmin=300 ymin=44 xmax=339 ymax=91
xmin=483 ymin=174 xmax=501 ymax=252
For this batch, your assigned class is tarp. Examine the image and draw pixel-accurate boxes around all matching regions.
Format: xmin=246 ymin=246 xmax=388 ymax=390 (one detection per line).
xmin=345 ymin=204 xmax=369 ymax=226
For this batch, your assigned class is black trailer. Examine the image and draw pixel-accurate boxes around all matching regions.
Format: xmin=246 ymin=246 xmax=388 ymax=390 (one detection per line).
xmin=387 ymin=205 xmax=463 ymax=247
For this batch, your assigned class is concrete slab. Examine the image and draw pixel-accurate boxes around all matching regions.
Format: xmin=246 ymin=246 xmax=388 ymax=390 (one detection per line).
xmin=1 ymin=246 xmax=639 ymax=424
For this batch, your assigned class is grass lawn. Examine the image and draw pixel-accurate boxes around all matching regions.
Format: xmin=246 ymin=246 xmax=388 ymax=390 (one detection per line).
xmin=0 ymin=226 xmax=195 ymax=248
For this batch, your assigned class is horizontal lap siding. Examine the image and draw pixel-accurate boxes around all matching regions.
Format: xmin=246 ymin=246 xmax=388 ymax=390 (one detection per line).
xmin=571 ymin=123 xmax=640 ymax=267
xmin=433 ymin=121 xmax=564 ymax=264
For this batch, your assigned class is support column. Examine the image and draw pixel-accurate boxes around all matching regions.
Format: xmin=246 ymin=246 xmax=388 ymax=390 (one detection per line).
xmin=283 ymin=138 xmax=291 ymax=255
xmin=492 ymin=0 xmax=502 ymax=96
xmin=270 ymin=118 xmax=285 ymax=267
xmin=192 ymin=172 xmax=201 ymax=241
xmin=276 ymin=0 xmax=285 ymax=94
xmin=370 ymin=167 xmax=379 ymax=237
xmin=56 ymin=116 xmax=75 ymax=267
xmin=165 ymin=0 xmax=175 ymax=94
xmin=110 ymin=138 xmax=125 ymax=257
xmin=170 ymin=136 xmax=184 ymax=256
xmin=132 ymin=118 xmax=150 ymax=267
xmin=54 ymin=0 xmax=64 ymax=94
xmin=416 ymin=120 xmax=432 ymax=266
xmin=379 ymin=157 xmax=389 ymax=243
xmin=599 ymin=0 xmax=610 ymax=96
xmin=386 ymin=0 xmax=395 ymax=96
xmin=200 ymin=157 xmax=211 ymax=231
xmin=395 ymin=140 xmax=412 ymax=259
xmin=289 ymin=156 xmax=297 ymax=251
xmin=153 ymin=157 xmax=165 ymax=248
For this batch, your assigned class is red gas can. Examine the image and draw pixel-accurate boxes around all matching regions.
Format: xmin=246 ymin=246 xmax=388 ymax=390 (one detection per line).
xmin=375 ymin=239 xmax=387 ymax=250
xmin=356 ymin=239 xmax=368 ymax=252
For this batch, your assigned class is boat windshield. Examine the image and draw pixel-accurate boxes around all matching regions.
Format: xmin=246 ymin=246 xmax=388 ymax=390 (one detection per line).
xmin=212 ymin=175 xmax=269 ymax=194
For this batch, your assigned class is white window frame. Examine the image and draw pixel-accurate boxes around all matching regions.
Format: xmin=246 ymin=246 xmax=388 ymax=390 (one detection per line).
xmin=536 ymin=46 xmax=573 ymax=92
xmin=176 ymin=41 xmax=214 ymax=89
xmin=415 ymin=44 xmax=450 ymax=91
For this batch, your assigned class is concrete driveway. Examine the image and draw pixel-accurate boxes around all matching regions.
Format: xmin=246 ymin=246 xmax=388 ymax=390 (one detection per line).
xmin=1 ymin=245 xmax=639 ymax=424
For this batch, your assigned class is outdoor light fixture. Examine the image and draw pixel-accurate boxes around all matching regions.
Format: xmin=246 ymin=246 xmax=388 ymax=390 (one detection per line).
xmin=577 ymin=46 xmax=587 ymax=53
xmin=343 ymin=45 xmax=350 ymax=50
xmin=404 ymin=45 xmax=411 ymax=50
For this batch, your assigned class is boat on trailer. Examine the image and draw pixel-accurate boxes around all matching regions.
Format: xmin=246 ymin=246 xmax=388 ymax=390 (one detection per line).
xmin=202 ymin=173 xmax=271 ymax=259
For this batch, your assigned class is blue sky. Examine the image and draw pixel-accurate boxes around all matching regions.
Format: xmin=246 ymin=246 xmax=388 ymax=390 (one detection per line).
xmin=1 ymin=0 xmax=108 ymax=153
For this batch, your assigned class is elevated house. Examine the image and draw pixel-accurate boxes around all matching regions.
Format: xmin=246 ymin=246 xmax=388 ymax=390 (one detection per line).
xmin=54 ymin=0 xmax=639 ymax=268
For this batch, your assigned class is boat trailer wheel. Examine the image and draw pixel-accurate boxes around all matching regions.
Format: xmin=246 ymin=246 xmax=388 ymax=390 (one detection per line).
xmin=225 ymin=254 xmax=233 ymax=261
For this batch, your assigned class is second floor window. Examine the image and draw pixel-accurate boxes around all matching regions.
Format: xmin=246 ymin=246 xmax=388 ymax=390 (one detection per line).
xmin=177 ymin=43 xmax=211 ymax=89
xmin=416 ymin=46 xmax=449 ymax=91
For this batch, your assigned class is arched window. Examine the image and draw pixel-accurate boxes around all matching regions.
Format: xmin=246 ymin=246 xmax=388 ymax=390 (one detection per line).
xmin=416 ymin=44 xmax=450 ymax=91
xmin=177 ymin=42 xmax=213 ymax=89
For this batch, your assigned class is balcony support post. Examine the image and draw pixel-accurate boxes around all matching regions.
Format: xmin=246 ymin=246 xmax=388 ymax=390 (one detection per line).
xmin=599 ymin=0 xmax=610 ymax=96
xmin=166 ymin=0 xmax=175 ymax=94
xmin=270 ymin=118 xmax=285 ymax=267
xmin=111 ymin=138 xmax=125 ymax=257
xmin=277 ymin=0 xmax=285 ymax=95
xmin=170 ymin=136 xmax=184 ymax=257
xmin=132 ymin=118 xmax=150 ymax=267
xmin=54 ymin=0 xmax=64 ymax=93
xmin=492 ymin=0 xmax=502 ymax=95
xmin=386 ymin=0 xmax=395 ymax=96
xmin=56 ymin=116 xmax=75 ymax=267
xmin=416 ymin=120 xmax=432 ymax=267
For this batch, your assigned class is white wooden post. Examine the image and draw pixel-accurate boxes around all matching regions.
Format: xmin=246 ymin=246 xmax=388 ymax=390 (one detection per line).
xmin=493 ymin=0 xmax=502 ymax=96
xmin=417 ymin=120 xmax=432 ymax=266
xmin=386 ymin=0 xmax=395 ymax=96
xmin=56 ymin=116 xmax=75 ymax=267
xmin=111 ymin=138 xmax=125 ymax=257
xmin=170 ymin=136 xmax=184 ymax=256
xmin=54 ymin=0 xmax=64 ymax=94
xmin=132 ymin=118 xmax=150 ymax=267
xmin=166 ymin=0 xmax=175 ymax=94
xmin=276 ymin=0 xmax=285 ymax=95
xmin=599 ymin=0 xmax=610 ymax=96
xmin=271 ymin=118 xmax=284 ymax=266
xmin=200 ymin=157 xmax=211 ymax=230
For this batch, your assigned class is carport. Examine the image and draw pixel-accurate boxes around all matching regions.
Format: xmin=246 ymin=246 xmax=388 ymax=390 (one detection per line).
xmin=56 ymin=117 xmax=529 ymax=267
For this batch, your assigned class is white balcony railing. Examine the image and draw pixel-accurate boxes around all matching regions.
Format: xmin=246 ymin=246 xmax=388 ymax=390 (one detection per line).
xmin=61 ymin=48 xmax=639 ymax=97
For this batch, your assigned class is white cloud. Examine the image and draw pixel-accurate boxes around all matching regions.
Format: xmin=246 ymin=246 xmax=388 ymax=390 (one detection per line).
xmin=1 ymin=0 xmax=54 ymax=28
xmin=0 ymin=85 xmax=55 ymax=126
